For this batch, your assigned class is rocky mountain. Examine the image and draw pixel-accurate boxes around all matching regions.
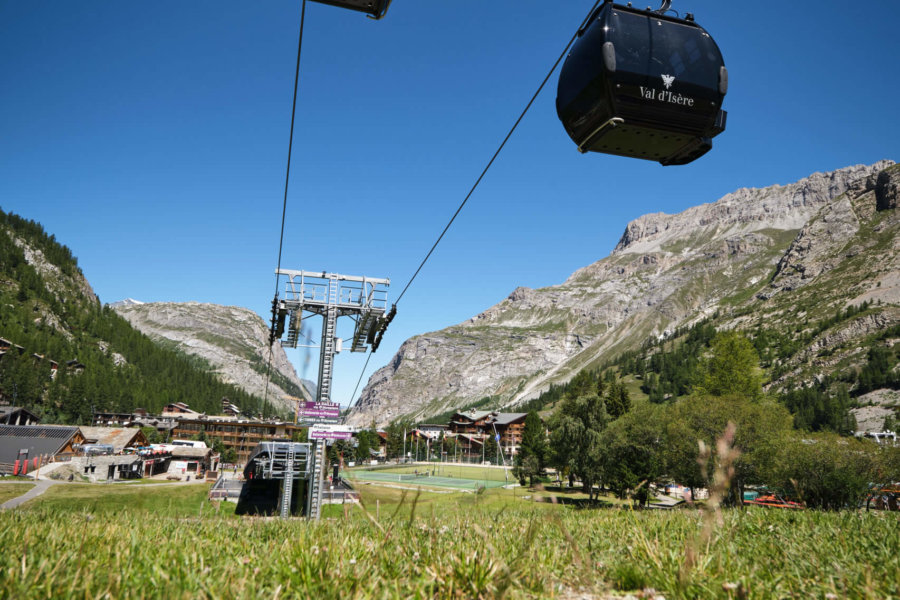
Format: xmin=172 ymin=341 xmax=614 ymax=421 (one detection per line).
xmin=112 ymin=302 xmax=310 ymax=414
xmin=348 ymin=160 xmax=900 ymax=426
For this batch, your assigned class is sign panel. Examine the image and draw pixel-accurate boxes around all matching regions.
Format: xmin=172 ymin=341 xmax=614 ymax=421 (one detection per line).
xmin=309 ymin=424 xmax=357 ymax=440
xmin=299 ymin=416 xmax=341 ymax=426
xmin=298 ymin=402 xmax=341 ymax=419
xmin=309 ymin=429 xmax=354 ymax=440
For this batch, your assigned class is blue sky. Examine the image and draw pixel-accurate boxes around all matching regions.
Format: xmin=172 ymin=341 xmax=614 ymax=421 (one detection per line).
xmin=1 ymin=1 xmax=897 ymax=408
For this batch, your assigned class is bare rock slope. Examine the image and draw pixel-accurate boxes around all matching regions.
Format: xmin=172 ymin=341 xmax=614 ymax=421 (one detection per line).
xmin=112 ymin=302 xmax=309 ymax=414
xmin=348 ymin=161 xmax=898 ymax=426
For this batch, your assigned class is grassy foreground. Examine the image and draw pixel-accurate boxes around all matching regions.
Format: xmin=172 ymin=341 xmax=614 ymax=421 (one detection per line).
xmin=1 ymin=483 xmax=898 ymax=599
xmin=0 ymin=483 xmax=34 ymax=504
xmin=20 ymin=482 xmax=225 ymax=517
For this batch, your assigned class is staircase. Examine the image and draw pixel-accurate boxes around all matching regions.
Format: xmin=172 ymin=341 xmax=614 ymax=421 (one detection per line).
xmin=279 ymin=444 xmax=295 ymax=518
xmin=306 ymin=439 xmax=326 ymax=519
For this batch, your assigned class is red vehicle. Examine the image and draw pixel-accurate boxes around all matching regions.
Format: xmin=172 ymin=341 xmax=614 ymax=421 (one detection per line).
xmin=745 ymin=494 xmax=805 ymax=509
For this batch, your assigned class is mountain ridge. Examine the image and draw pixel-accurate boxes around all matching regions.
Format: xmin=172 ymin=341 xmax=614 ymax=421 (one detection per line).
xmin=348 ymin=160 xmax=899 ymax=426
xmin=112 ymin=301 xmax=310 ymax=415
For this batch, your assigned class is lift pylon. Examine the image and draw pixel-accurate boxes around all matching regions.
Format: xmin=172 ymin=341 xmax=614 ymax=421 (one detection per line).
xmin=269 ymin=269 xmax=392 ymax=519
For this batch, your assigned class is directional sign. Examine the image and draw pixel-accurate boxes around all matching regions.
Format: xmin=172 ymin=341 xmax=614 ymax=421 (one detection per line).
xmin=300 ymin=417 xmax=342 ymax=426
xmin=297 ymin=401 xmax=342 ymax=425
xmin=309 ymin=424 xmax=357 ymax=440
xmin=309 ymin=429 xmax=354 ymax=440
xmin=299 ymin=402 xmax=341 ymax=419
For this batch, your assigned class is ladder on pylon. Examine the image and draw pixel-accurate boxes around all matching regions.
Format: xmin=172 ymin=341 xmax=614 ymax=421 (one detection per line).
xmin=306 ymin=439 xmax=326 ymax=519
xmin=317 ymin=306 xmax=337 ymax=403
xmin=279 ymin=444 xmax=295 ymax=518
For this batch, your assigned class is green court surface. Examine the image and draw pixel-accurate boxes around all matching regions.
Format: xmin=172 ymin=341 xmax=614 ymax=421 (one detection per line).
xmin=345 ymin=467 xmax=510 ymax=490
xmin=365 ymin=464 xmax=512 ymax=482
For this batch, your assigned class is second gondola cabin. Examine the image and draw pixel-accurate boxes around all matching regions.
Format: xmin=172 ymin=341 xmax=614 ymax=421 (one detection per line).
xmin=557 ymin=0 xmax=727 ymax=165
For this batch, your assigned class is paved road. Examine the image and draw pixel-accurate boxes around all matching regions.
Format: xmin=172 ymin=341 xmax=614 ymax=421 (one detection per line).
xmin=0 ymin=481 xmax=53 ymax=510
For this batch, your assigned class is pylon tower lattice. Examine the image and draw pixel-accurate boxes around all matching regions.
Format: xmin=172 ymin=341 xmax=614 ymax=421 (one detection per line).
xmin=271 ymin=269 xmax=392 ymax=519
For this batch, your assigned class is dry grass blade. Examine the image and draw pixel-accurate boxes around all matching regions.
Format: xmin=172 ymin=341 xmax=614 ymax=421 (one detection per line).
xmin=680 ymin=422 xmax=740 ymax=586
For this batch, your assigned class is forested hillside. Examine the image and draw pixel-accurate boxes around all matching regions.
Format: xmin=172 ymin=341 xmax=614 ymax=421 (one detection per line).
xmin=0 ymin=208 xmax=278 ymax=423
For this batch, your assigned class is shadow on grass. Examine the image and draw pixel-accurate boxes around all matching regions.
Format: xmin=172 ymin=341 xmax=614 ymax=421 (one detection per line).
xmin=527 ymin=486 xmax=619 ymax=509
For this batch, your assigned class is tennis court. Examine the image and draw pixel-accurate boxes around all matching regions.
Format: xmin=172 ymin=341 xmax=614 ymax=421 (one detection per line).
xmin=345 ymin=468 xmax=509 ymax=490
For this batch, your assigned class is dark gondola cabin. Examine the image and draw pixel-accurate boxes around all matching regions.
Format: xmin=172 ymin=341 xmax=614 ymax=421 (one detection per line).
xmin=308 ymin=0 xmax=391 ymax=19
xmin=557 ymin=0 xmax=727 ymax=165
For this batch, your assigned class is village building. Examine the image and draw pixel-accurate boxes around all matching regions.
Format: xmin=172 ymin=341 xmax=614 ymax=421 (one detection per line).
xmin=0 ymin=425 xmax=85 ymax=474
xmin=65 ymin=359 xmax=85 ymax=374
xmin=79 ymin=426 xmax=149 ymax=453
xmin=168 ymin=445 xmax=215 ymax=477
xmin=172 ymin=417 xmax=301 ymax=465
xmin=449 ymin=410 xmax=492 ymax=436
xmin=162 ymin=402 xmax=200 ymax=417
xmin=0 ymin=337 xmax=25 ymax=359
xmin=415 ymin=423 xmax=448 ymax=440
xmin=91 ymin=411 xmax=135 ymax=427
xmin=446 ymin=410 xmax=530 ymax=460
xmin=0 ymin=406 xmax=40 ymax=426
xmin=487 ymin=412 xmax=528 ymax=456
xmin=221 ymin=399 xmax=243 ymax=417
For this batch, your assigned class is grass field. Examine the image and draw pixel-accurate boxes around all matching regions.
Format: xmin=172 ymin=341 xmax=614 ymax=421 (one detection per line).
xmin=0 ymin=483 xmax=34 ymax=504
xmin=2 ymin=481 xmax=898 ymax=598
xmin=20 ymin=482 xmax=229 ymax=517
xmin=369 ymin=464 xmax=514 ymax=482
xmin=345 ymin=463 xmax=515 ymax=491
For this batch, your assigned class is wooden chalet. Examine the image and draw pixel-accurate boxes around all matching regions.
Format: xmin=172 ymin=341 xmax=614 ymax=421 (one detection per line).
xmin=0 ymin=425 xmax=85 ymax=474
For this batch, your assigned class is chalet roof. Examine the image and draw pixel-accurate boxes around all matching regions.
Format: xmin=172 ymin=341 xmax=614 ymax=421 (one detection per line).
xmin=0 ymin=406 xmax=40 ymax=424
xmin=0 ymin=425 xmax=82 ymax=463
xmin=170 ymin=446 xmax=212 ymax=459
xmin=79 ymin=427 xmax=147 ymax=452
xmin=452 ymin=410 xmax=492 ymax=423
xmin=487 ymin=413 xmax=527 ymax=426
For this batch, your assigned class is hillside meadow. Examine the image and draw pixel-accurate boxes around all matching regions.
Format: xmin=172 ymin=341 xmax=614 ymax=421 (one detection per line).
xmin=1 ymin=481 xmax=898 ymax=599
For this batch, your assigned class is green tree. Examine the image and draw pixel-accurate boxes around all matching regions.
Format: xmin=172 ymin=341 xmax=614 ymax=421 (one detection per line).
xmin=441 ymin=433 xmax=459 ymax=463
xmin=548 ymin=393 xmax=608 ymax=498
xmin=141 ymin=426 xmax=162 ymax=445
xmin=694 ymin=331 xmax=764 ymax=401
xmin=385 ymin=420 xmax=410 ymax=460
xmin=772 ymin=432 xmax=880 ymax=509
xmin=355 ymin=428 xmax=376 ymax=463
xmin=666 ymin=395 xmax=794 ymax=505
xmin=483 ymin=433 xmax=500 ymax=465
xmin=599 ymin=404 xmax=666 ymax=505
xmin=604 ymin=377 xmax=631 ymax=419
xmin=514 ymin=411 xmax=547 ymax=486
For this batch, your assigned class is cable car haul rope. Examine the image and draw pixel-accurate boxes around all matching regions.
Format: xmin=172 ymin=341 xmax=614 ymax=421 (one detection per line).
xmin=264 ymin=0 xmax=729 ymax=410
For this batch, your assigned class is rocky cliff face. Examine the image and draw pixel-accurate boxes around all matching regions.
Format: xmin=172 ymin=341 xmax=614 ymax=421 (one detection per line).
xmin=112 ymin=302 xmax=310 ymax=414
xmin=348 ymin=161 xmax=898 ymax=426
